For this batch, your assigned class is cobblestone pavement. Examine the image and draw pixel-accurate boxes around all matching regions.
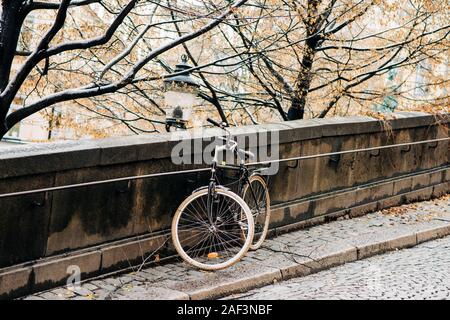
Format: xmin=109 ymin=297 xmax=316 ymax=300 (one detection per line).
xmin=23 ymin=195 xmax=450 ymax=300
xmin=226 ymin=235 xmax=450 ymax=300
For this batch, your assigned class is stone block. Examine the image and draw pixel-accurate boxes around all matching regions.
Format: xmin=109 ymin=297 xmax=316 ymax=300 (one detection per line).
xmin=415 ymin=225 xmax=450 ymax=244
xmin=0 ymin=140 xmax=101 ymax=179
xmin=411 ymin=173 xmax=431 ymax=190
xmin=270 ymin=200 xmax=313 ymax=229
xmin=444 ymin=168 xmax=450 ymax=182
xmin=306 ymin=242 xmax=358 ymax=272
xmin=432 ymin=182 xmax=449 ymax=198
xmin=393 ymin=177 xmax=412 ymax=195
xmin=404 ymin=186 xmax=434 ymax=203
xmin=32 ymin=251 xmax=101 ymax=292
xmin=282 ymin=119 xmax=323 ymax=142
xmin=377 ymin=195 xmax=404 ymax=210
xmin=356 ymin=232 xmax=416 ymax=259
xmin=100 ymin=235 xmax=167 ymax=271
xmin=0 ymin=174 xmax=53 ymax=268
xmin=0 ymin=266 xmax=32 ymax=299
xmin=348 ymin=202 xmax=378 ymax=218
xmin=429 ymin=171 xmax=444 ymax=185
xmin=313 ymin=191 xmax=356 ymax=217
xmin=189 ymin=268 xmax=282 ymax=300
xmin=115 ymin=286 xmax=189 ymax=300
xmin=389 ymin=112 xmax=435 ymax=130
xmin=355 ymin=182 xmax=394 ymax=205
xmin=351 ymin=133 xmax=384 ymax=185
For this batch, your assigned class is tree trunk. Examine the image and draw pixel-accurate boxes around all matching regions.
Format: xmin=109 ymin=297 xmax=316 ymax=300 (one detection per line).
xmin=287 ymin=39 xmax=318 ymax=120
xmin=0 ymin=0 xmax=27 ymax=91
xmin=0 ymin=120 xmax=7 ymax=138
xmin=0 ymin=0 xmax=28 ymax=138
xmin=287 ymin=0 xmax=321 ymax=120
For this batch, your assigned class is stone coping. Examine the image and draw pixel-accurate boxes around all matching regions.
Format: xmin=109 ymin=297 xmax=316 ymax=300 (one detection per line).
xmin=0 ymin=112 xmax=447 ymax=179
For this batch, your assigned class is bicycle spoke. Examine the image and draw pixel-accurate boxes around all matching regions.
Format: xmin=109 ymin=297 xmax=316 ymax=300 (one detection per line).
xmin=173 ymin=188 xmax=253 ymax=269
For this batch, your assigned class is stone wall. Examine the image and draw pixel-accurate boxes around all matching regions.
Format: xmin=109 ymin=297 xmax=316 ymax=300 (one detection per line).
xmin=0 ymin=111 xmax=448 ymax=298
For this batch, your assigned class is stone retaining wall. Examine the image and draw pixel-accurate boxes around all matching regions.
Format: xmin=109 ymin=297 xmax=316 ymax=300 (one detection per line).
xmin=0 ymin=111 xmax=448 ymax=298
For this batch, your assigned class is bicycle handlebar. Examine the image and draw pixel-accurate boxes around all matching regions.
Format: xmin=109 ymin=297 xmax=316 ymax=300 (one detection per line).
xmin=206 ymin=117 xmax=223 ymax=128
xmin=208 ymin=118 xmax=250 ymax=163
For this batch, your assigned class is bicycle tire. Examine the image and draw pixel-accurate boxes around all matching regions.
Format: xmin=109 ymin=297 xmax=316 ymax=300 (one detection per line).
xmin=242 ymin=175 xmax=271 ymax=250
xmin=172 ymin=187 xmax=254 ymax=270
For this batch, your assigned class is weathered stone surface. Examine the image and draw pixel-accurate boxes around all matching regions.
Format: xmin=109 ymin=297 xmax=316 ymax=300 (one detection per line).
xmin=0 ymin=140 xmax=101 ymax=179
xmin=1 ymin=113 xmax=449 ymax=298
xmin=432 ymin=182 xmax=450 ymax=198
xmin=32 ymin=251 xmax=101 ymax=292
xmin=21 ymin=196 xmax=450 ymax=300
xmin=429 ymin=170 xmax=444 ymax=185
xmin=415 ymin=225 xmax=450 ymax=244
xmin=404 ymin=186 xmax=434 ymax=203
xmin=306 ymin=242 xmax=358 ymax=272
xmin=444 ymin=168 xmax=450 ymax=182
xmin=114 ymin=286 xmax=189 ymax=300
xmin=348 ymin=202 xmax=378 ymax=218
xmin=270 ymin=200 xmax=313 ymax=228
xmin=313 ymin=192 xmax=356 ymax=217
xmin=0 ymin=267 xmax=32 ymax=299
xmin=188 ymin=267 xmax=282 ymax=300
xmin=377 ymin=195 xmax=404 ymax=211
xmin=0 ymin=173 xmax=54 ymax=268
xmin=389 ymin=112 xmax=437 ymax=130
xmin=412 ymin=174 xmax=431 ymax=190
xmin=228 ymin=235 xmax=450 ymax=300
xmin=354 ymin=182 xmax=394 ymax=205
xmin=393 ymin=177 xmax=412 ymax=195
xmin=355 ymin=231 xmax=417 ymax=259
xmin=100 ymin=235 xmax=167 ymax=271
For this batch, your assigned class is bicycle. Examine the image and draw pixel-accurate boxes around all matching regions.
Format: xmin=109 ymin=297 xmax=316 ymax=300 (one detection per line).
xmin=171 ymin=118 xmax=271 ymax=270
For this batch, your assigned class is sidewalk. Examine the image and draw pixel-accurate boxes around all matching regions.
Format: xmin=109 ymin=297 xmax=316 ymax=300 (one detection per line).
xmin=24 ymin=195 xmax=450 ymax=300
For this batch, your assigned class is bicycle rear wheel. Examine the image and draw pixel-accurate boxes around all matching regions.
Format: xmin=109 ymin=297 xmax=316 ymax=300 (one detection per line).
xmin=242 ymin=175 xmax=270 ymax=250
xmin=172 ymin=187 xmax=254 ymax=270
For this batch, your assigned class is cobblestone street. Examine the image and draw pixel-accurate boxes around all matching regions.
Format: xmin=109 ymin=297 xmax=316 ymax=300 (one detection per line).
xmin=23 ymin=195 xmax=450 ymax=300
xmin=226 ymin=235 xmax=450 ymax=300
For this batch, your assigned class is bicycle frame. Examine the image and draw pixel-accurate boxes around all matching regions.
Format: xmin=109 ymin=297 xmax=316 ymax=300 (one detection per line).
xmin=205 ymin=124 xmax=266 ymax=222
xmin=207 ymin=163 xmax=262 ymax=221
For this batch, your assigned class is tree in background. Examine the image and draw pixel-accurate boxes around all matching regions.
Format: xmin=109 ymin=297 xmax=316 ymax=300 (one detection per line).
xmin=0 ymin=0 xmax=249 ymax=138
xmin=0 ymin=0 xmax=448 ymax=139
xmin=217 ymin=0 xmax=449 ymax=121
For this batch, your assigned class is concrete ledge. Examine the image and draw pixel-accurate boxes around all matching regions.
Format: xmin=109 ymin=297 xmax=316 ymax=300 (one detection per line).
xmin=356 ymin=233 xmax=417 ymax=260
xmin=114 ymin=287 xmax=189 ymax=300
xmin=100 ymin=235 xmax=168 ymax=272
xmin=0 ymin=267 xmax=32 ymax=299
xmin=32 ymin=251 xmax=102 ymax=293
xmin=416 ymin=225 xmax=450 ymax=244
xmin=1 ymin=112 xmax=447 ymax=178
xmin=188 ymin=268 xmax=282 ymax=300
xmin=1 ymin=113 xmax=447 ymax=272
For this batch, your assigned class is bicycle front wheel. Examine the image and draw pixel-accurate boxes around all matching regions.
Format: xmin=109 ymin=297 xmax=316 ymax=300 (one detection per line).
xmin=242 ymin=175 xmax=271 ymax=250
xmin=172 ymin=188 xmax=254 ymax=270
